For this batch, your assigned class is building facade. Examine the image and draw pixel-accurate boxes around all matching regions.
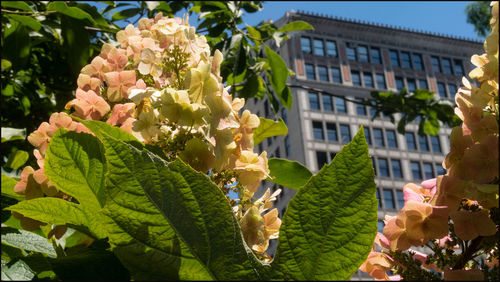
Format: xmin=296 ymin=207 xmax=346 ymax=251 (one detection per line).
xmin=244 ymin=10 xmax=482 ymax=280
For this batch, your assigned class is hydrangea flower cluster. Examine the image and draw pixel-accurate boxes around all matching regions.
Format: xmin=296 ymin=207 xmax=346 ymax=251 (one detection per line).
xmin=361 ymin=2 xmax=499 ymax=280
xmin=14 ymin=13 xmax=281 ymax=258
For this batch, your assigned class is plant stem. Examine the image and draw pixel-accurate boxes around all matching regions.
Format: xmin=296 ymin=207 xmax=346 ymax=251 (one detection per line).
xmin=453 ymin=237 xmax=483 ymax=269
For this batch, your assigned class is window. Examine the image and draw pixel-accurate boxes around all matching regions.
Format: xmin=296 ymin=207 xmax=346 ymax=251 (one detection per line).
xmin=390 ymin=50 xmax=400 ymax=67
xmin=376 ymin=73 xmax=386 ymax=89
xmin=418 ymin=135 xmax=429 ymax=151
xmin=383 ymin=189 xmax=395 ymax=210
xmin=423 ymin=162 xmax=434 ymax=179
xmin=442 ymin=58 xmax=453 ymax=74
xmin=318 ymin=66 xmax=329 ymax=82
xmin=436 ymin=163 xmax=446 ymax=176
xmin=331 ymin=67 xmax=341 ymax=83
xmin=330 ymin=152 xmax=336 ymax=161
xmin=378 ymin=158 xmax=389 ymax=177
xmin=258 ymin=143 xmax=263 ymax=154
xmin=454 ymin=59 xmax=464 ymax=75
xmin=364 ymin=72 xmax=374 ymax=88
xmin=376 ymin=189 xmax=382 ymax=208
xmin=285 ymin=136 xmax=290 ymax=156
xmin=326 ymin=123 xmax=338 ymax=141
xmin=406 ymin=133 xmax=417 ymax=150
xmin=264 ymin=100 xmax=270 ymax=117
xmin=351 ymin=71 xmax=361 ymax=86
xmin=306 ymin=64 xmax=315 ymax=80
xmin=322 ymin=94 xmax=333 ymax=111
xmin=437 ymin=82 xmax=447 ymax=98
xmin=335 ymin=97 xmax=347 ymax=113
xmin=430 ymin=135 xmax=441 ymax=153
xmin=308 ymin=92 xmax=319 ymax=110
xmin=346 ymin=45 xmax=357 ymax=61
xmin=358 ymin=45 xmax=369 ymax=62
xmin=448 ymin=84 xmax=457 ymax=100
xmin=391 ymin=159 xmax=403 ymax=179
xmin=407 ymin=79 xmax=416 ymax=92
xmin=369 ymin=106 xmax=378 ymax=118
xmin=419 ymin=79 xmax=428 ymax=90
xmin=377 ymin=220 xmax=385 ymax=232
xmin=301 ymin=37 xmax=312 ymax=53
xmin=396 ymin=190 xmax=405 ymax=209
xmin=411 ymin=161 xmax=422 ymax=180
xmin=275 ymin=147 xmax=281 ymax=158
xmin=413 ymin=53 xmax=424 ymax=70
xmin=431 ymin=56 xmax=441 ymax=73
xmin=313 ymin=39 xmax=324 ymax=56
xmin=364 ymin=127 xmax=372 ymax=145
xmin=316 ymin=151 xmax=328 ymax=169
xmin=372 ymin=157 xmax=377 ymax=176
xmin=395 ymin=77 xmax=404 ymax=91
xmin=386 ymin=130 xmax=398 ymax=148
xmin=371 ymin=48 xmax=381 ymax=64
xmin=313 ymin=121 xmax=324 ymax=140
xmin=281 ymin=108 xmax=288 ymax=124
xmin=373 ymin=128 xmax=385 ymax=147
xmin=356 ymin=98 xmax=367 ymax=115
xmin=401 ymin=51 xmax=412 ymax=68
xmin=326 ymin=41 xmax=338 ymax=57
xmin=340 ymin=124 xmax=351 ymax=143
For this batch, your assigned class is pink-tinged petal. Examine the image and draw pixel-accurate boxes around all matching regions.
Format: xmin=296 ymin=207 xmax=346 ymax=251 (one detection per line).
xmin=404 ymin=186 xmax=425 ymax=204
xmin=119 ymin=117 xmax=135 ymax=134
xmin=119 ymin=70 xmax=136 ymax=85
xmin=107 ymin=103 xmax=136 ymax=126
xmin=374 ymin=232 xmax=391 ymax=249
xmin=388 ymin=275 xmax=402 ymax=281
xmin=450 ymin=210 xmax=497 ymax=241
xmin=33 ymin=168 xmax=47 ymax=185
xmin=444 ymin=268 xmax=484 ymax=281
xmin=33 ymin=149 xmax=44 ymax=168
xmin=104 ymin=72 xmax=121 ymax=87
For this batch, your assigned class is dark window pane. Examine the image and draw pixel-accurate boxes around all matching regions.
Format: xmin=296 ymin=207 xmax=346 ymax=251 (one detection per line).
xmin=313 ymin=39 xmax=324 ymax=56
xmin=448 ymin=84 xmax=457 ymax=100
xmin=358 ymin=45 xmax=369 ymax=62
xmin=373 ymin=128 xmax=384 ymax=147
xmin=383 ymin=189 xmax=395 ymax=210
xmin=364 ymin=72 xmax=374 ymax=88
xmin=396 ymin=190 xmax=404 ymax=209
xmin=423 ymin=162 xmax=434 ymax=179
xmin=322 ymin=94 xmax=333 ymax=111
xmin=330 ymin=152 xmax=336 ymax=161
xmin=372 ymin=157 xmax=377 ymax=176
xmin=340 ymin=124 xmax=351 ymax=143
xmin=390 ymin=50 xmax=400 ymax=67
xmin=326 ymin=41 xmax=338 ymax=57
xmin=306 ymin=64 xmax=316 ymax=80
xmin=401 ymin=51 xmax=412 ymax=68
xmin=335 ymin=97 xmax=347 ymax=113
xmin=376 ymin=73 xmax=386 ymax=89
xmin=430 ymin=135 xmax=441 ymax=153
xmin=301 ymin=37 xmax=311 ymax=53
xmin=351 ymin=71 xmax=361 ymax=86
xmin=347 ymin=45 xmax=357 ymax=60
xmin=407 ymin=79 xmax=416 ymax=92
xmin=391 ymin=159 xmax=403 ymax=179
xmin=356 ymin=98 xmax=367 ymax=115
xmin=377 ymin=220 xmax=384 ymax=232
xmin=285 ymin=136 xmax=290 ymax=156
xmin=431 ymin=56 xmax=441 ymax=73
xmin=442 ymin=58 xmax=452 ymax=74
xmin=454 ymin=59 xmax=464 ymax=75
xmin=318 ymin=66 xmax=329 ymax=81
xmin=413 ymin=53 xmax=424 ymax=70
xmin=386 ymin=130 xmax=398 ymax=148
xmin=379 ymin=158 xmax=389 ymax=177
xmin=419 ymin=79 xmax=428 ymax=90
xmin=370 ymin=106 xmax=378 ymax=118
xmin=406 ymin=133 xmax=417 ymax=150
xmin=331 ymin=67 xmax=341 ymax=83
xmin=326 ymin=123 xmax=338 ymax=141
xmin=309 ymin=92 xmax=319 ymax=110
xmin=275 ymin=147 xmax=281 ymax=158
xmin=437 ymin=82 xmax=447 ymax=98
xmin=396 ymin=77 xmax=404 ymax=91
xmin=316 ymin=151 xmax=328 ymax=169
xmin=436 ymin=163 xmax=446 ymax=176
xmin=371 ymin=48 xmax=381 ymax=64
xmin=313 ymin=121 xmax=324 ymax=140
xmin=281 ymin=108 xmax=288 ymax=124
xmin=376 ymin=189 xmax=382 ymax=208
xmin=419 ymin=135 xmax=429 ymax=151
xmin=411 ymin=161 xmax=422 ymax=180
xmin=364 ymin=127 xmax=372 ymax=145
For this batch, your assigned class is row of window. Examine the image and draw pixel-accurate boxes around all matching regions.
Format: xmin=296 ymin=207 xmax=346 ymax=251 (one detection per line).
xmin=363 ymin=127 xmax=398 ymax=148
xmin=312 ymin=121 xmax=352 ymax=144
xmin=371 ymin=157 xmax=404 ymax=179
xmin=346 ymin=43 xmax=382 ymax=64
xmin=376 ymin=188 xmax=405 ymax=212
xmin=301 ymin=37 xmax=338 ymax=57
xmin=305 ymin=64 xmax=342 ymax=83
xmin=405 ymin=132 xmax=442 ymax=153
xmin=430 ymin=56 xmax=464 ymax=75
xmin=389 ymin=50 xmax=425 ymax=70
xmin=410 ymin=160 xmax=446 ymax=180
xmin=304 ymin=64 xmax=388 ymax=90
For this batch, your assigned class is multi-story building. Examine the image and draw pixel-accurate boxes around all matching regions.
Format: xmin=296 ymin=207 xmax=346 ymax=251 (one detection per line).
xmin=244 ymin=10 xmax=482 ymax=280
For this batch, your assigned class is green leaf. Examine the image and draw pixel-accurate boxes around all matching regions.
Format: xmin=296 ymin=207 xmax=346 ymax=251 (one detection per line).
xmin=61 ymin=16 xmax=91 ymax=76
xmin=76 ymin=119 xmax=141 ymax=144
xmin=423 ymin=118 xmax=440 ymax=136
xmin=112 ymin=8 xmax=141 ymax=20
xmin=96 ymin=132 xmax=268 ymax=280
xmin=44 ymin=129 xmax=106 ymax=210
xmin=1 ymin=175 xmax=23 ymax=201
xmin=6 ymin=150 xmax=29 ymax=170
xmin=5 ymin=14 xmax=41 ymax=31
xmin=1 ymin=259 xmax=35 ymax=281
xmin=278 ymin=20 xmax=314 ymax=32
xmin=1 ymin=227 xmax=56 ymax=257
xmin=412 ymin=89 xmax=434 ymax=100
xmin=1 ymin=1 xmax=32 ymax=12
xmin=247 ymin=26 xmax=261 ymax=41
xmin=265 ymin=45 xmax=288 ymax=94
xmin=253 ymin=117 xmax=288 ymax=146
xmin=267 ymin=158 xmax=312 ymax=190
xmin=47 ymin=2 xmax=95 ymax=24
xmin=1 ymin=59 xmax=12 ymax=70
xmin=271 ymin=126 xmax=378 ymax=280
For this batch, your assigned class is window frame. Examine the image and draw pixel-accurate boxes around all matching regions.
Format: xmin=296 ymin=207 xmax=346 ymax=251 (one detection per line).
xmin=313 ymin=39 xmax=325 ymax=56
xmin=305 ymin=64 xmax=316 ymax=80
xmin=300 ymin=37 xmax=312 ymax=54
xmin=389 ymin=49 xmax=400 ymax=67
xmin=326 ymin=40 xmax=338 ymax=57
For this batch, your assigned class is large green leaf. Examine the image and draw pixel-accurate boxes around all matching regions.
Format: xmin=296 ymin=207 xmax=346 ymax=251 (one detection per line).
xmin=1 ymin=227 xmax=56 ymax=257
xmin=253 ymin=117 xmax=288 ymax=146
xmin=44 ymin=129 xmax=106 ymax=210
xmin=47 ymin=2 xmax=95 ymax=24
xmin=267 ymin=158 xmax=312 ymax=190
xmin=265 ymin=45 xmax=292 ymax=109
xmin=278 ymin=20 xmax=314 ymax=32
xmin=95 ymin=130 xmax=268 ymax=280
xmin=4 ymin=14 xmax=41 ymax=31
xmin=271 ymin=127 xmax=378 ymax=280
xmin=1 ymin=1 xmax=33 ymax=12
xmin=76 ymin=119 xmax=141 ymax=144
xmin=1 ymin=259 xmax=35 ymax=281
xmin=1 ymin=175 xmax=23 ymax=201
xmin=5 ymin=149 xmax=28 ymax=170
